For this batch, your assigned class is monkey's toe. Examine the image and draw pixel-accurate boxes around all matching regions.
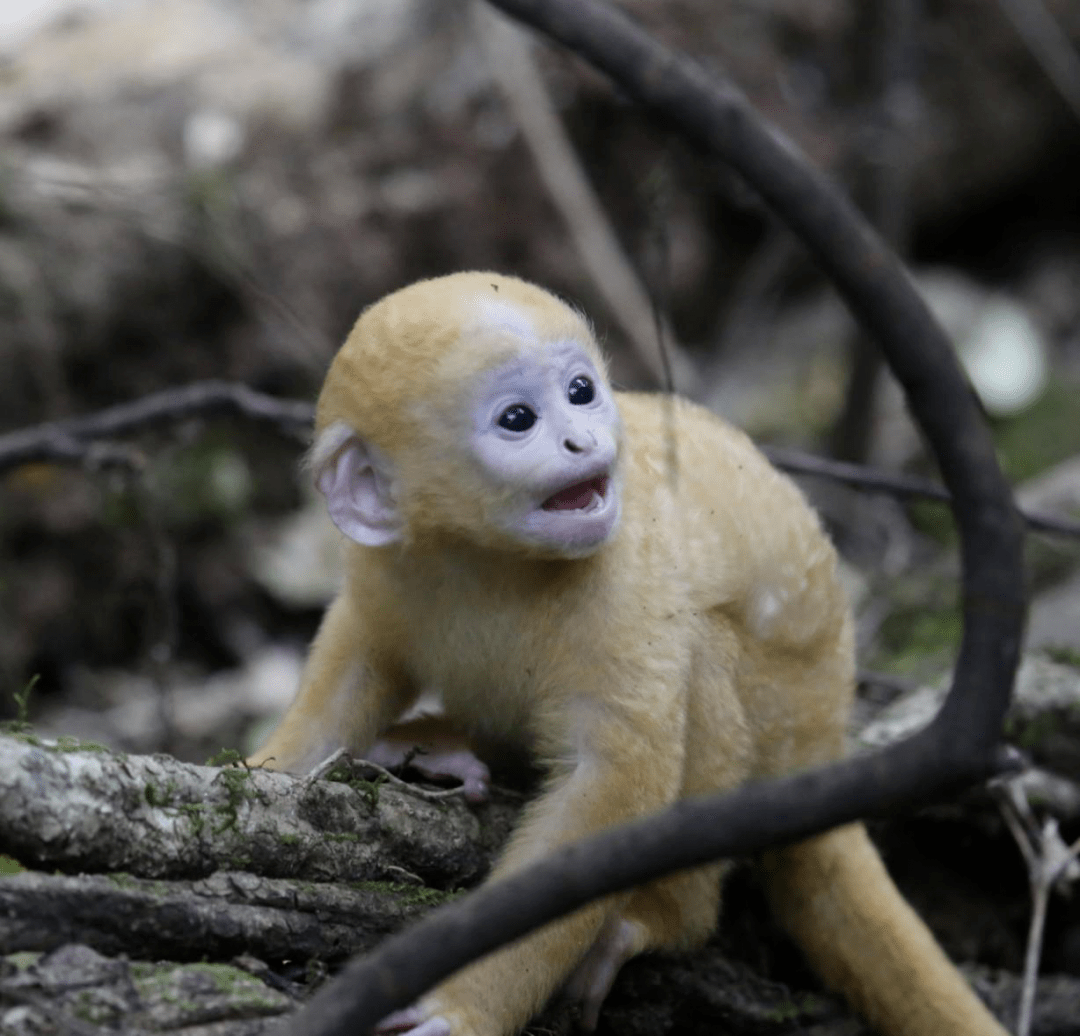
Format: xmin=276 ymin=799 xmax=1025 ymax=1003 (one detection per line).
xmin=376 ymin=1007 xmax=452 ymax=1036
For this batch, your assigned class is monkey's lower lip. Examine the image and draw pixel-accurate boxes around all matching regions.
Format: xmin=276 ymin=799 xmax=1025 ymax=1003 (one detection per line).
xmin=542 ymin=475 xmax=609 ymax=511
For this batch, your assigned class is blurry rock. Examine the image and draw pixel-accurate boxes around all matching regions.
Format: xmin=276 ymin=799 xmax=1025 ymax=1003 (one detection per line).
xmin=919 ymin=269 xmax=1049 ymax=417
xmin=247 ymin=490 xmax=342 ymax=609
xmin=1017 ymin=455 xmax=1080 ymax=524
xmin=183 ymin=108 xmax=244 ymax=169
xmin=1027 ymin=574 xmax=1080 ymax=658
xmin=720 ymin=267 xmax=1050 ymax=452
xmin=856 ymin=653 xmax=1080 ymax=784
xmin=176 ymin=642 xmax=303 ymax=732
xmin=36 ymin=644 xmax=304 ymax=755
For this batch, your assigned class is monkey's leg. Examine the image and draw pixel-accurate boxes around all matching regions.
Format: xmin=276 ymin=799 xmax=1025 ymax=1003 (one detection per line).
xmin=562 ymin=644 xmax=750 ymax=1029
xmin=761 ymin=823 xmax=1008 ymax=1036
xmin=380 ymin=697 xmax=688 ymax=1036
xmin=247 ymin=593 xmax=412 ymax=772
xmin=563 ymin=862 xmax=727 ymax=1030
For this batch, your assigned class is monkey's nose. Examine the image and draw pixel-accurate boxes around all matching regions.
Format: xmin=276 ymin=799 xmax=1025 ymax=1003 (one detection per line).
xmin=563 ymin=429 xmax=597 ymax=454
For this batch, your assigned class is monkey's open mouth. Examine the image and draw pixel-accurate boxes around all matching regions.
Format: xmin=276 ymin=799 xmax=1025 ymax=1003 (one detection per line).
xmin=542 ymin=475 xmax=609 ymax=512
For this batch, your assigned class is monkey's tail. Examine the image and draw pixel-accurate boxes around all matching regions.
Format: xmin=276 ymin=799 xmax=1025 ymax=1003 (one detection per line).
xmin=760 ymin=823 xmax=1008 ymax=1036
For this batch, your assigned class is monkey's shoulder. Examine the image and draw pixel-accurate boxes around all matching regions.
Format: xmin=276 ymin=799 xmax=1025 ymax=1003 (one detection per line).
xmin=615 ymin=391 xmax=808 ymax=515
xmin=614 ymin=392 xmax=844 ymax=640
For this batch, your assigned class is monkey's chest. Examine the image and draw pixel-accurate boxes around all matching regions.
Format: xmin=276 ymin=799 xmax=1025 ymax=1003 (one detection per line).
xmin=402 ymin=602 xmax=547 ymax=741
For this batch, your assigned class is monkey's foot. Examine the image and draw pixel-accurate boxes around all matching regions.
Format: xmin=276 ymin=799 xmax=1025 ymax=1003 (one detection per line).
xmin=563 ymin=917 xmax=642 ymax=1031
xmin=376 ymin=1007 xmax=452 ymax=1036
xmin=365 ymin=740 xmax=491 ymax=802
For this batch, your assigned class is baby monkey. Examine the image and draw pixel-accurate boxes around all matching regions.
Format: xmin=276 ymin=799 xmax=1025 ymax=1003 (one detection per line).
xmin=250 ymin=272 xmax=1005 ymax=1036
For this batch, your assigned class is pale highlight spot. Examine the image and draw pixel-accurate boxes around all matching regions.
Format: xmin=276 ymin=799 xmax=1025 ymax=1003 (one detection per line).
xmin=749 ymin=585 xmax=787 ymax=640
xmin=307 ymin=420 xmax=356 ymax=474
xmin=473 ymin=296 xmax=537 ymax=342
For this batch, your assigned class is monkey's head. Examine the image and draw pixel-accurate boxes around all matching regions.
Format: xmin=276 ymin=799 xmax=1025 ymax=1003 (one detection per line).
xmin=310 ymin=272 xmax=623 ymax=559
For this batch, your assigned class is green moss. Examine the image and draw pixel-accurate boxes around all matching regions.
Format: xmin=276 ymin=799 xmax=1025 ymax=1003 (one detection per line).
xmin=350 ymin=880 xmax=457 ymax=908
xmin=994 ymin=378 xmax=1080 ymax=483
xmin=0 ymin=728 xmax=113 ymax=754
xmin=1044 ymin=645 xmax=1080 ymax=669
xmin=1004 ymin=711 xmax=1065 ymax=752
xmin=1 ymin=674 xmax=39 ymax=737
xmin=762 ymin=992 xmax=831 ymax=1023
xmin=132 ymin=960 xmax=285 ymax=1012
xmin=70 ymin=988 xmax=123 ymax=1025
xmin=145 ymin=780 xmax=179 ymax=808
xmin=206 ymin=747 xmax=246 ymax=767
xmin=5 ymin=951 xmax=41 ymax=970
xmin=875 ymin=603 xmax=962 ymax=676
xmin=0 ymin=855 xmax=24 ymax=875
xmin=325 ymin=765 xmax=388 ymax=810
xmin=180 ymin=802 xmax=207 ymax=836
xmin=764 ymin=1000 xmax=802 ymax=1024
xmin=104 ymin=872 xmax=171 ymax=896
xmin=105 ymin=872 xmax=138 ymax=889
xmin=212 ymin=764 xmax=264 ymax=833
xmin=279 ymin=833 xmax=301 ymax=846
xmin=54 ymin=736 xmax=112 ymax=753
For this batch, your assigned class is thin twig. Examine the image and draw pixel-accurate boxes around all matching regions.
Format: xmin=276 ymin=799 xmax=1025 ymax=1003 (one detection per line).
xmin=305 ymin=748 xmax=475 ymax=804
xmin=830 ymin=0 xmax=919 ymax=464
xmin=129 ymin=467 xmax=181 ymax=755
xmin=472 ymin=1 xmax=690 ymax=387
xmin=763 ymin=445 xmax=1080 ymax=539
xmin=707 ymin=222 xmax=795 ymax=373
xmin=992 ymin=776 xmax=1080 ymax=1036
xmin=996 ymin=0 xmax=1080 ymax=124
xmin=0 ymin=380 xmax=312 ymax=471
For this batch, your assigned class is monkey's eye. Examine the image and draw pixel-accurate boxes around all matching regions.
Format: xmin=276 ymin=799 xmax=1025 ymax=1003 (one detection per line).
xmin=498 ymin=404 xmax=537 ymax=432
xmin=568 ymin=375 xmax=595 ymax=405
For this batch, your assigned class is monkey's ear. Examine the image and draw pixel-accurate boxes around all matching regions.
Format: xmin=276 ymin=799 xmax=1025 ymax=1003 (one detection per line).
xmin=313 ymin=431 xmax=402 ymax=547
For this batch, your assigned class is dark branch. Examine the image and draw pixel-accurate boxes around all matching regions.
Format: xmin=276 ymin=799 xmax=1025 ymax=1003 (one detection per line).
xmin=3 ymin=381 xmax=1075 ymax=537
xmin=763 ymin=446 xmax=1080 ymax=539
xmin=285 ymin=0 xmax=1026 ymax=1032
xmin=0 ymin=380 xmax=312 ymax=470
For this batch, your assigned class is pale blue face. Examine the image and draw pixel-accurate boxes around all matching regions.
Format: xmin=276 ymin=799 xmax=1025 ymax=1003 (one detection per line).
xmin=470 ymin=337 xmax=622 ymax=557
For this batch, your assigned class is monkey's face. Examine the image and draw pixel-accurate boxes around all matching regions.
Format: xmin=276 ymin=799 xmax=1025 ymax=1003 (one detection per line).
xmin=467 ymin=338 xmax=622 ymax=558
xmin=312 ymin=274 xmax=622 ymax=559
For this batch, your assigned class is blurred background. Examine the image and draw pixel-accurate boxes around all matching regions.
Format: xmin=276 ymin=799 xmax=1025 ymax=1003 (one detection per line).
xmin=0 ymin=0 xmax=1077 ymax=770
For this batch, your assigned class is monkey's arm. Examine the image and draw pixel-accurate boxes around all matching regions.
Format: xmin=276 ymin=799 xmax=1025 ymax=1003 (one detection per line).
xmin=247 ymin=591 xmax=412 ymax=772
xmin=381 ymin=687 xmax=687 ymax=1036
